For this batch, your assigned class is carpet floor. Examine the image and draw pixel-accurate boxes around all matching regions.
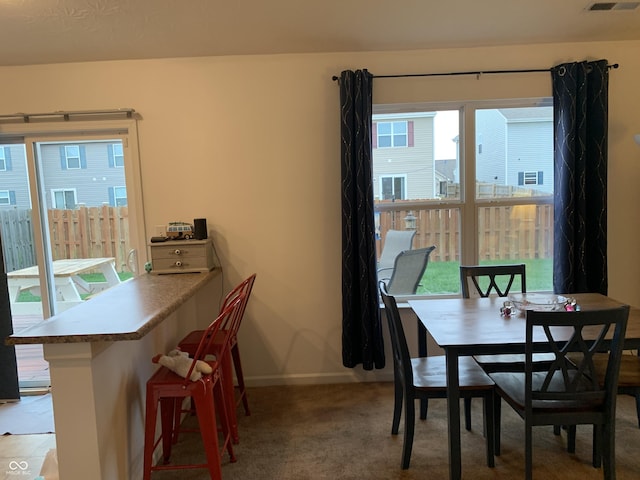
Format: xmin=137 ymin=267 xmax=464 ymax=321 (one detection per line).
xmin=150 ymin=382 xmax=640 ymax=480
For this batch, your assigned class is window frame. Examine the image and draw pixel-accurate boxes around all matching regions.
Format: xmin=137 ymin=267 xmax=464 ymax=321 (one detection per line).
xmin=51 ymin=188 xmax=78 ymax=209
xmin=373 ymin=97 xmax=554 ymax=300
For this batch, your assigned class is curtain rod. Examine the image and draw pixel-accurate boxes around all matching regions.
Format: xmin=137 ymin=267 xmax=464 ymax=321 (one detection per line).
xmin=0 ymin=108 xmax=136 ymax=123
xmin=331 ymin=63 xmax=619 ymax=82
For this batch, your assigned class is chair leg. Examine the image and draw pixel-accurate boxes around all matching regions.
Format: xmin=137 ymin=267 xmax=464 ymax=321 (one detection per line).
xmin=464 ymin=397 xmax=472 ymax=431
xmin=231 ymin=343 xmax=250 ymax=415
xmin=419 ymin=398 xmax=428 ymax=420
xmin=401 ymin=396 xmax=416 ymax=469
xmin=493 ymin=394 xmax=501 ymax=456
xmin=567 ymin=425 xmax=576 ymax=454
xmin=525 ymin=420 xmax=533 ymax=480
xmin=193 ymin=391 xmax=225 ymax=480
xmin=593 ymin=424 xmax=602 ymax=468
xmin=483 ymin=393 xmax=495 ymax=468
xmin=221 ymin=350 xmax=240 ymax=444
xmin=601 ymin=422 xmax=616 ymax=480
xmin=391 ymin=375 xmax=403 ymax=435
xmin=213 ymin=377 xmax=237 ymax=463
xmin=143 ymin=389 xmax=158 ymax=480
xmin=159 ymin=397 xmax=176 ymax=464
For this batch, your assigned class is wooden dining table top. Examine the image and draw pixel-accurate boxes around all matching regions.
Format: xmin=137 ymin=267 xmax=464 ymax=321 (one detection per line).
xmin=409 ymin=292 xmax=640 ymax=353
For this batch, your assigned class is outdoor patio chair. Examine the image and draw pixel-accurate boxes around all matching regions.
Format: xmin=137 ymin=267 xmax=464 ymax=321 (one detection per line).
xmin=382 ymin=246 xmax=435 ymax=296
xmin=377 ymin=229 xmax=416 ymax=279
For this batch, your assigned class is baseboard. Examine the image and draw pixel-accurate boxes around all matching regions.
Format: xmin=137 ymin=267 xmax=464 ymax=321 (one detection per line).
xmin=244 ymin=370 xmax=394 ymax=387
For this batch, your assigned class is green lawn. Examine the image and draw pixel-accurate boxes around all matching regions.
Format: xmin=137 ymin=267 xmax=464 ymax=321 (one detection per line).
xmin=418 ymin=258 xmax=553 ymax=295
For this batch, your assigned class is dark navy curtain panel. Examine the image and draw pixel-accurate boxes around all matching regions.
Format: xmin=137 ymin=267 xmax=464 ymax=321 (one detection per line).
xmin=339 ymin=69 xmax=385 ymax=370
xmin=552 ymin=59 xmax=609 ymax=295
xmin=0 ymin=231 xmax=20 ymax=400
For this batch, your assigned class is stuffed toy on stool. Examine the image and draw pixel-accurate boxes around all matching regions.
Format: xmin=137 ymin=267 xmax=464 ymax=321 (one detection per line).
xmin=152 ymin=349 xmax=212 ymax=381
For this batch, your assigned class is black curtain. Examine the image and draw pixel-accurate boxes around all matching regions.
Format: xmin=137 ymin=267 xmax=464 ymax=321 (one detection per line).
xmin=552 ymin=59 xmax=609 ymax=295
xmin=0 ymin=231 xmax=20 ymax=400
xmin=339 ymin=69 xmax=385 ymax=370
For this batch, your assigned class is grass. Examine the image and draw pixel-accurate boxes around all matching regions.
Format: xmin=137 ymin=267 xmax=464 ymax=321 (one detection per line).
xmin=418 ymin=258 xmax=553 ymax=295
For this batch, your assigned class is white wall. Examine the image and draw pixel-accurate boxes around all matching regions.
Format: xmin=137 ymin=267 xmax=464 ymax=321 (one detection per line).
xmin=2 ymin=40 xmax=639 ymax=385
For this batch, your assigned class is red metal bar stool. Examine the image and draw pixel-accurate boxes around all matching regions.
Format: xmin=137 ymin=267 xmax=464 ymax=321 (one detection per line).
xmin=177 ymin=273 xmax=256 ymax=444
xmin=142 ymin=293 xmax=245 ymax=480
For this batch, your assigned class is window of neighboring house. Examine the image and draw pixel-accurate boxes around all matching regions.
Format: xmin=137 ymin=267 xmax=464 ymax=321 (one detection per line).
xmin=52 ymin=189 xmax=77 ymax=209
xmin=111 ymin=186 xmax=127 ymax=206
xmin=0 ymin=147 xmax=6 ymax=171
xmin=110 ymin=143 xmax=124 ymax=167
xmin=0 ymin=190 xmax=11 ymax=205
xmin=373 ymin=100 xmax=553 ymax=297
xmin=380 ymin=175 xmax=406 ymax=200
xmin=64 ymin=145 xmax=81 ymax=169
xmin=376 ymin=121 xmax=410 ymax=148
xmin=519 ymin=171 xmax=543 ymax=186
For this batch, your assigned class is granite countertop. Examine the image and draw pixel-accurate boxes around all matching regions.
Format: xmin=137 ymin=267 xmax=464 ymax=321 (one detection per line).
xmin=5 ymin=269 xmax=219 ymax=345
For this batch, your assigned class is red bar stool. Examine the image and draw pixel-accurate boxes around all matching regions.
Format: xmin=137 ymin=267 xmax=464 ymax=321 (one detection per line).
xmin=177 ymin=273 xmax=256 ymax=444
xmin=142 ymin=293 xmax=245 ymax=480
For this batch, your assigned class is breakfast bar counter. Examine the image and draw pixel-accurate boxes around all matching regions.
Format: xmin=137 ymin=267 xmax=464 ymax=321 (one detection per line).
xmin=6 ymin=269 xmax=222 ymax=480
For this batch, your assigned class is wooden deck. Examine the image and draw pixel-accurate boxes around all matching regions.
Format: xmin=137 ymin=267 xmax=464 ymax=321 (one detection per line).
xmin=11 ymin=313 xmax=50 ymax=387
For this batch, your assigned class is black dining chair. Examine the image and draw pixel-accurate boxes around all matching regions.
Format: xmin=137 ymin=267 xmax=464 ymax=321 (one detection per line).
xmin=379 ymin=281 xmax=496 ymax=470
xmin=488 ymin=306 xmax=630 ymax=480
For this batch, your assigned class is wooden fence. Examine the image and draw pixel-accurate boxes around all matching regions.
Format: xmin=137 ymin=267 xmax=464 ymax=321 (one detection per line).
xmin=377 ymin=203 xmax=553 ymax=262
xmin=0 ymin=206 xmax=130 ymax=272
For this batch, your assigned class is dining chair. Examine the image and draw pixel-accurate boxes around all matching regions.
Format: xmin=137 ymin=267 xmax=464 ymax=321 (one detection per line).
xmin=142 ymin=292 xmax=246 ymax=480
xmin=379 ymin=281 xmax=496 ymax=470
xmin=563 ymin=349 xmax=640 ymax=464
xmin=177 ymin=273 xmax=256 ymax=444
xmin=376 ymin=229 xmax=416 ymax=279
xmin=382 ymin=246 xmax=436 ymax=295
xmin=488 ymin=306 xmax=630 ymax=480
xmin=460 ymin=264 xmax=556 ymax=372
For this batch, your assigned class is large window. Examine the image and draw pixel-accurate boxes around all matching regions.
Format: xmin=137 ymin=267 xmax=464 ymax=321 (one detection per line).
xmin=373 ymin=99 xmax=554 ymax=297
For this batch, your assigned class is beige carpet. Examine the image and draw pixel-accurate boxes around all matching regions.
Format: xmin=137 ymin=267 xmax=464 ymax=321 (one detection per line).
xmin=149 ymin=382 xmax=640 ymax=479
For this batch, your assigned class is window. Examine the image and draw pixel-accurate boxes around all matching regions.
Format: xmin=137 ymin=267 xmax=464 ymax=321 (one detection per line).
xmin=111 ymin=186 xmax=127 ymax=206
xmin=63 ymin=145 xmax=82 ymax=169
xmin=52 ymin=189 xmax=77 ymax=209
xmin=376 ymin=121 xmax=409 ymax=148
xmin=519 ymin=171 xmax=543 ymax=186
xmin=380 ymin=175 xmax=406 ymax=200
xmin=373 ymin=100 xmax=553 ymax=297
xmin=0 ymin=190 xmax=10 ymax=205
xmin=0 ymin=147 xmax=6 ymax=171
xmin=110 ymin=143 xmax=124 ymax=167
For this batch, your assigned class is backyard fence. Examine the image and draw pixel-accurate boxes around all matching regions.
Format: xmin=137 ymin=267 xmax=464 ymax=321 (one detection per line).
xmin=0 ymin=206 xmax=130 ymax=273
xmin=377 ymin=203 xmax=554 ymax=262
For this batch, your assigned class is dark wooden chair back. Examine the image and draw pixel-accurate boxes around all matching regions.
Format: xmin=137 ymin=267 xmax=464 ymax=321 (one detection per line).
xmin=460 ymin=264 xmax=526 ymax=298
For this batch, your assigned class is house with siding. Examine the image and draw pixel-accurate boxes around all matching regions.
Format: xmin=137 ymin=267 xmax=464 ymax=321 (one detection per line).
xmin=372 ymin=107 xmax=552 ymax=199
xmin=0 ymin=142 xmax=126 ymax=209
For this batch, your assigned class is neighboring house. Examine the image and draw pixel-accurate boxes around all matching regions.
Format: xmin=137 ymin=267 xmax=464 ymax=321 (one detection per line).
xmin=372 ymin=106 xmax=552 ymax=199
xmin=0 ymin=141 xmax=127 ymax=209
xmin=372 ymin=112 xmax=436 ymax=200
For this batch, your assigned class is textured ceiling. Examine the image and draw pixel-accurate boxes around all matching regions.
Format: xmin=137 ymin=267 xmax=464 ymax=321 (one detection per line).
xmin=0 ymin=0 xmax=639 ymax=66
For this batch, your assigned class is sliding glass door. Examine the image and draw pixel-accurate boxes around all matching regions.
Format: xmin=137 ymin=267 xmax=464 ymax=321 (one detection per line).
xmin=0 ymin=118 xmax=145 ymax=389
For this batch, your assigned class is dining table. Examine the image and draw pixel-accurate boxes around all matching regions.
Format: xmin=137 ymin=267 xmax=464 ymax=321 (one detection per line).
xmin=408 ymin=293 xmax=640 ymax=480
